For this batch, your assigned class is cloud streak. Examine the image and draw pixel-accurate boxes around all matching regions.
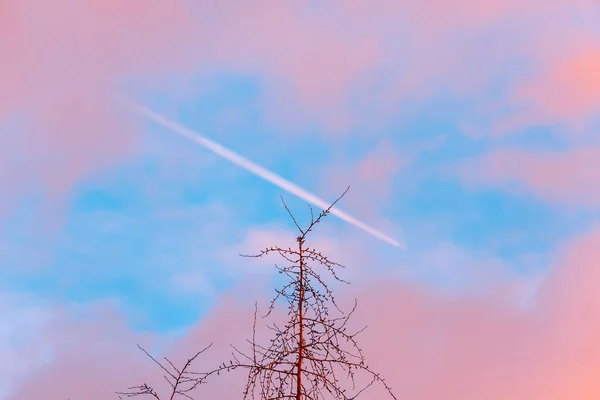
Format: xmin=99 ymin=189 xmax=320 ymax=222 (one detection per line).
xmin=122 ymin=100 xmax=404 ymax=248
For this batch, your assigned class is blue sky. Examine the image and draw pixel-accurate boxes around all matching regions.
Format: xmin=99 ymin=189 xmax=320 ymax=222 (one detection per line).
xmin=1 ymin=75 xmax=583 ymax=335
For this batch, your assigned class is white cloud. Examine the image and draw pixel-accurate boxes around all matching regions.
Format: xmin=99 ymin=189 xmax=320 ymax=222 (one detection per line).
xmin=0 ymin=293 xmax=56 ymax=400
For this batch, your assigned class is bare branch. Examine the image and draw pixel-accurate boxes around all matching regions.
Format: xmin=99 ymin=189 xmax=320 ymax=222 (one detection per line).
xmin=214 ymin=187 xmax=397 ymax=400
xmin=116 ymin=344 xmax=213 ymax=400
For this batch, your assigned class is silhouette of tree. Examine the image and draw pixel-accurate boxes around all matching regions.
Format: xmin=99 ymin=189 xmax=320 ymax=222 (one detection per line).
xmin=212 ymin=187 xmax=397 ymax=400
xmin=110 ymin=187 xmax=396 ymax=400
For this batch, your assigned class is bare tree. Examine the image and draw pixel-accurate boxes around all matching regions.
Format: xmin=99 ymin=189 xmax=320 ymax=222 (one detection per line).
xmin=116 ymin=344 xmax=212 ymax=400
xmin=107 ymin=188 xmax=395 ymax=400
xmin=214 ymin=187 xmax=397 ymax=400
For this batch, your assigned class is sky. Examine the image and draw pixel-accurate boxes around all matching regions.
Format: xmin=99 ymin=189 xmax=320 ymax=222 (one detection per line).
xmin=1 ymin=0 xmax=600 ymax=398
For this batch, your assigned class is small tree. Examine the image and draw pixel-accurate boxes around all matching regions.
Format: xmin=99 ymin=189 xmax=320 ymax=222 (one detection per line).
xmin=110 ymin=188 xmax=396 ymax=400
xmin=216 ymin=187 xmax=397 ymax=400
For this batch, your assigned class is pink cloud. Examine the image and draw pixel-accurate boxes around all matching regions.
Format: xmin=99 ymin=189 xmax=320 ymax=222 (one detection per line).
xmin=499 ymin=44 xmax=600 ymax=136
xmin=460 ymin=147 xmax=600 ymax=206
xmin=0 ymin=0 xmax=382 ymax=210
xmin=2 ymin=0 xmax=598 ymax=210
xmin=519 ymin=48 xmax=600 ymax=123
xmin=319 ymin=140 xmax=408 ymax=222
xmin=193 ymin=2 xmax=383 ymax=94
xmin=7 ymin=294 xmax=270 ymax=400
xmin=194 ymin=0 xmax=598 ymax=138
xmin=333 ymin=0 xmax=600 ymax=138
xmin=6 ymin=300 xmax=157 ymax=400
xmin=190 ymin=2 xmax=383 ymax=135
xmin=356 ymin=141 xmax=406 ymax=189
xmin=0 ymin=0 xmax=202 ymax=209
xmin=0 ymin=294 xmax=54 ymax=399
xmin=327 ymin=226 xmax=600 ymax=399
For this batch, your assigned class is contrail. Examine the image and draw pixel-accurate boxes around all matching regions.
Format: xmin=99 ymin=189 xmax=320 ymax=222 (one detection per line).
xmin=121 ymin=99 xmax=405 ymax=249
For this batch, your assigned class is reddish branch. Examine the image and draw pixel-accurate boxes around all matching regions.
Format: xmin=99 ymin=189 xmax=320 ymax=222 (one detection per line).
xmin=209 ymin=187 xmax=397 ymax=400
xmin=109 ymin=187 xmax=396 ymax=400
xmin=296 ymin=235 xmax=305 ymax=400
xmin=115 ymin=344 xmax=212 ymax=400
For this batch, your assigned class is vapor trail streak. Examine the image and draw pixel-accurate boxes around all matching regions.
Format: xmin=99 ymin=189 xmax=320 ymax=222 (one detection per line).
xmin=123 ymin=100 xmax=405 ymax=248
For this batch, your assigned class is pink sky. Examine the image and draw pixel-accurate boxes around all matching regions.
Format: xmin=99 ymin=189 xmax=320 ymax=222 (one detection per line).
xmin=2 ymin=0 xmax=598 ymax=203
xmin=2 ymin=0 xmax=599 ymax=398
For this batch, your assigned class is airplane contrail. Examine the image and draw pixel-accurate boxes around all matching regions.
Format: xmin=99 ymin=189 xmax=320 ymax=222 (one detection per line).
xmin=120 ymin=99 xmax=405 ymax=249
